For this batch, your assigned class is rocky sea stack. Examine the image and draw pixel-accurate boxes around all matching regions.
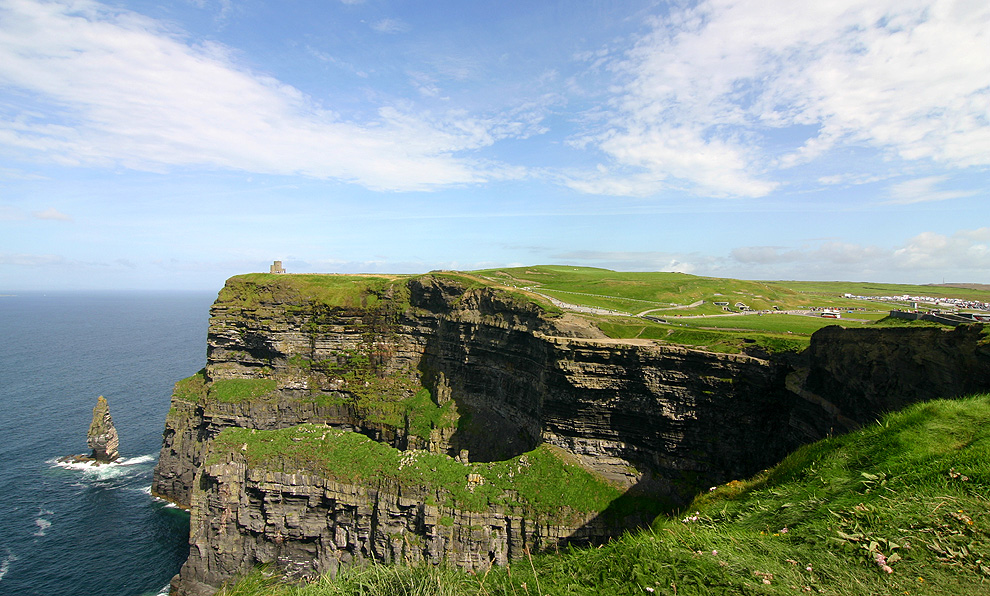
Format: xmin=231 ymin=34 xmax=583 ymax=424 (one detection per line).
xmin=87 ymin=395 xmax=119 ymax=463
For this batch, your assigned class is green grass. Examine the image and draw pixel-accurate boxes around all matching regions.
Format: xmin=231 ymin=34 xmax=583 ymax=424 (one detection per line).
xmin=172 ymin=370 xmax=208 ymax=402
xmin=474 ymin=266 xmax=806 ymax=314
xmin=218 ymin=394 xmax=990 ymax=596
xmin=596 ymin=317 xmax=810 ymax=353
xmin=207 ymin=426 xmax=656 ymax=523
xmin=208 ymin=378 xmax=278 ymax=403
xmin=674 ymin=313 xmax=852 ymax=335
xmin=220 ymin=273 xmax=410 ymax=310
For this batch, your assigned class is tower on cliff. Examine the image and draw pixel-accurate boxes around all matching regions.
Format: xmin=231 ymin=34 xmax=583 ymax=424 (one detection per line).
xmin=270 ymin=260 xmax=286 ymax=274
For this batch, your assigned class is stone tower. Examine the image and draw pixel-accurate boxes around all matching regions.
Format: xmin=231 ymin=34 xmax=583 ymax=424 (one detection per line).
xmin=270 ymin=260 xmax=286 ymax=274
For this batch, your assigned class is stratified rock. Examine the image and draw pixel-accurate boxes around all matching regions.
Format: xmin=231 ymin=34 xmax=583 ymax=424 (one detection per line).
xmin=87 ymin=395 xmax=119 ymax=463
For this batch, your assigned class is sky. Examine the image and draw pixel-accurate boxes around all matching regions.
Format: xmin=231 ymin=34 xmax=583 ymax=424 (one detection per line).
xmin=0 ymin=0 xmax=988 ymax=291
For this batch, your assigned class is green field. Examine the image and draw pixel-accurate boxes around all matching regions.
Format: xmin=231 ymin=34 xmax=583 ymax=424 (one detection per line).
xmin=472 ymin=266 xmax=988 ymax=316
xmin=219 ymin=394 xmax=990 ymax=596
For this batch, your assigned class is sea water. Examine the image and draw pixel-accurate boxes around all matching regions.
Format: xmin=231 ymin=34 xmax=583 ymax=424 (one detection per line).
xmin=0 ymin=291 xmax=216 ymax=595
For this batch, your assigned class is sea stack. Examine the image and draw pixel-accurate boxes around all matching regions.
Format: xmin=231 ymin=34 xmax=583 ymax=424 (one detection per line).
xmin=87 ymin=395 xmax=119 ymax=463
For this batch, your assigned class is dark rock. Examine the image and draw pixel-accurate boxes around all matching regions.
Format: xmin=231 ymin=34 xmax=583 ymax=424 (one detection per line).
xmin=88 ymin=395 xmax=119 ymax=463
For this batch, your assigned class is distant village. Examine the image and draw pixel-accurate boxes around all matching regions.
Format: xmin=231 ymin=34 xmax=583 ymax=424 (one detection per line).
xmin=843 ymin=292 xmax=990 ymax=313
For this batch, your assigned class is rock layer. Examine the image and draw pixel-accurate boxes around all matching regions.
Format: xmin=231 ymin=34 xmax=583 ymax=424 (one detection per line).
xmin=88 ymin=395 xmax=119 ymax=463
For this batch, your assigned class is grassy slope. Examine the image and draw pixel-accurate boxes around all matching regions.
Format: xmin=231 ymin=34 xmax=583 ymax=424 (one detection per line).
xmin=219 ymin=394 xmax=990 ymax=596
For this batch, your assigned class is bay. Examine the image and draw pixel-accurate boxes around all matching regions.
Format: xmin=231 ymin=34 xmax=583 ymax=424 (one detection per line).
xmin=0 ymin=291 xmax=215 ymax=596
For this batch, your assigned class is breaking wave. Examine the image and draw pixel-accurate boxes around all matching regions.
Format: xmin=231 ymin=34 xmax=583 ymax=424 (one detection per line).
xmin=49 ymin=453 xmax=158 ymax=482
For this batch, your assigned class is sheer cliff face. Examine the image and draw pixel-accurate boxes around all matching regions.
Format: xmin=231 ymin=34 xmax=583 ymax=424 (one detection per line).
xmin=153 ymin=274 xmax=990 ymax=595
xmin=805 ymin=325 xmax=990 ymax=421
xmin=153 ymin=275 xmax=800 ymax=509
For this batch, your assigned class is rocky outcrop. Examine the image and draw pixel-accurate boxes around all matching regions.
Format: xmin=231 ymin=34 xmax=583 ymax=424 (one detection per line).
xmin=154 ymin=274 xmax=990 ymax=595
xmin=88 ymin=395 xmax=119 ymax=463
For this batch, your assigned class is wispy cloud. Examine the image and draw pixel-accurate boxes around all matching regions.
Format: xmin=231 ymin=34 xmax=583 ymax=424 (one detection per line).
xmin=555 ymin=228 xmax=990 ymax=281
xmin=32 ymin=207 xmax=71 ymax=221
xmin=570 ymin=0 xmax=990 ymax=199
xmin=887 ymin=176 xmax=978 ymax=205
xmin=0 ymin=0 xmax=524 ymax=191
xmin=371 ymin=18 xmax=410 ymax=34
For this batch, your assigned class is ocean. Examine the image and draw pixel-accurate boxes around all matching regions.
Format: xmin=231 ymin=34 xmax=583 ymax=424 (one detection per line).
xmin=0 ymin=291 xmax=216 ymax=596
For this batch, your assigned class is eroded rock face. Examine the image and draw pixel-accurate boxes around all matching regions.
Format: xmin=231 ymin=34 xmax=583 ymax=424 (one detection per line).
xmin=173 ymin=458 xmax=631 ymax=596
xmin=154 ymin=275 xmax=990 ymax=595
xmin=88 ymin=395 xmax=119 ymax=463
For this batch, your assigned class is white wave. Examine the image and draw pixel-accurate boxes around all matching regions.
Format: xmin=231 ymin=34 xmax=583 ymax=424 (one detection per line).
xmin=0 ymin=552 xmax=18 ymax=583
xmin=120 ymin=454 xmax=156 ymax=465
xmin=49 ymin=453 xmax=157 ymax=481
xmin=33 ymin=518 xmax=52 ymax=537
xmin=149 ymin=491 xmax=186 ymax=510
xmin=156 ymin=583 xmax=171 ymax=596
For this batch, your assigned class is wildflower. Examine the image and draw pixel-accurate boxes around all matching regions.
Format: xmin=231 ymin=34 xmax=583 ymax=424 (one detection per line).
xmin=712 ymin=550 xmax=718 ymax=556
xmin=645 ymin=588 xmax=655 ymax=593
xmin=806 ymin=565 xmax=813 ymax=572
xmin=874 ymin=552 xmax=894 ymax=574
xmin=709 ymin=486 xmax=717 ymax=492
xmin=780 ymin=527 xmax=789 ymax=534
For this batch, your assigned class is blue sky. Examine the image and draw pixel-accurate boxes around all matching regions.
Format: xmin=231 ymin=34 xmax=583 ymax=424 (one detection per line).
xmin=1 ymin=0 xmax=988 ymax=291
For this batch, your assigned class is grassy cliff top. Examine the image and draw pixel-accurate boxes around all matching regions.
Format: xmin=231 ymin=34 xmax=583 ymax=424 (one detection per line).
xmin=214 ymin=267 xmax=985 ymax=353
xmin=219 ymin=273 xmax=410 ymax=309
xmin=221 ymin=394 xmax=990 ymax=596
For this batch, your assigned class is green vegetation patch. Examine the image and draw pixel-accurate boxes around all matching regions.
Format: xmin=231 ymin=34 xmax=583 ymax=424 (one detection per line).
xmin=209 ymin=426 xmax=652 ymax=523
xmin=674 ymin=313 xmax=849 ymax=335
xmin=596 ymin=317 xmax=809 ymax=354
xmin=221 ymin=395 xmax=990 ymax=596
xmin=220 ymin=273 xmax=410 ymax=310
xmin=172 ymin=370 xmax=208 ymax=402
xmin=299 ymin=351 xmax=455 ymax=439
xmin=474 ymin=266 xmax=805 ymax=314
xmin=208 ymin=378 xmax=278 ymax=403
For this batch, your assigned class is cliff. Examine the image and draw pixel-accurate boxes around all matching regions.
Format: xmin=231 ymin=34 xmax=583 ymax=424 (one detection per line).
xmin=153 ymin=273 xmax=990 ymax=595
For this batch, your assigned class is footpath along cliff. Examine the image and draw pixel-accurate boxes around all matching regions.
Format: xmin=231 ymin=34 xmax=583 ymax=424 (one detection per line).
xmin=152 ymin=273 xmax=990 ymax=596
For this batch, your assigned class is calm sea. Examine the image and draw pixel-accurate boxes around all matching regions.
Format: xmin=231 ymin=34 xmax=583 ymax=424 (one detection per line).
xmin=0 ymin=291 xmax=216 ymax=596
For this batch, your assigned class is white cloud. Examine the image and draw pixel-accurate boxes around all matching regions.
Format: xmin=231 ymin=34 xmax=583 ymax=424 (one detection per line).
xmin=555 ymin=228 xmax=990 ymax=282
xmin=0 ymin=0 xmax=523 ymax=191
xmin=892 ymin=228 xmax=990 ymax=270
xmin=573 ymin=0 xmax=990 ymax=199
xmin=887 ymin=175 xmax=978 ymax=204
xmin=32 ymin=207 xmax=71 ymax=221
xmin=729 ymin=229 xmax=990 ymax=280
xmin=371 ymin=18 xmax=410 ymax=34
